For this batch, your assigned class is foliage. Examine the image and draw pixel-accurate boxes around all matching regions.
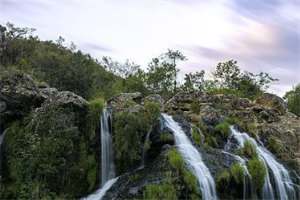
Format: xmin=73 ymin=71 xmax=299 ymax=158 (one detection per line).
xmin=182 ymin=70 xmax=205 ymax=92
xmin=216 ymin=170 xmax=231 ymax=191
xmin=144 ymin=101 xmax=161 ymax=124
xmin=215 ymin=121 xmax=230 ymax=138
xmin=167 ymin=149 xmax=184 ymax=170
xmin=160 ymin=132 xmax=174 ymax=143
xmin=284 ymin=84 xmax=300 ymax=116
xmin=191 ymin=127 xmax=201 ymax=146
xmin=191 ymin=100 xmax=201 ymax=114
xmin=230 ymin=163 xmax=245 ymax=184
xmin=247 ymin=158 xmax=266 ymax=191
xmin=267 ymin=137 xmax=283 ymax=155
xmin=1 ymin=104 xmax=96 ymax=199
xmin=143 ymin=182 xmax=177 ymax=200
xmin=113 ymin=111 xmax=148 ymax=173
xmin=238 ymin=140 xmax=258 ymax=159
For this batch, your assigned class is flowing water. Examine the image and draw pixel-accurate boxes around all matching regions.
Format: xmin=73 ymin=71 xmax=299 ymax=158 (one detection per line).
xmin=100 ymin=108 xmax=115 ymax=186
xmin=162 ymin=114 xmax=217 ymax=200
xmin=228 ymin=126 xmax=296 ymax=200
xmin=84 ymin=108 xmax=116 ymax=200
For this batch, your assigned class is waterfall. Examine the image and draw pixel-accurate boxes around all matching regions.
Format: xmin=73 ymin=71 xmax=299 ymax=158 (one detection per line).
xmin=228 ymin=126 xmax=296 ymax=200
xmin=84 ymin=108 xmax=116 ymax=200
xmin=162 ymin=114 xmax=217 ymax=200
xmin=100 ymin=108 xmax=115 ymax=186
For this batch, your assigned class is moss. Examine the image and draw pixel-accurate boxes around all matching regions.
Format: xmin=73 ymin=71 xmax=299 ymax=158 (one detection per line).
xmin=238 ymin=140 xmax=257 ymax=159
xmin=230 ymin=163 xmax=245 ymax=184
xmin=205 ymin=135 xmax=218 ymax=148
xmin=215 ymin=121 xmax=230 ymax=138
xmin=247 ymin=158 xmax=266 ymax=191
xmin=191 ymin=100 xmax=200 ymax=114
xmin=183 ymin=170 xmax=199 ymax=194
xmin=191 ymin=127 xmax=201 ymax=146
xmin=143 ymin=182 xmax=177 ymax=200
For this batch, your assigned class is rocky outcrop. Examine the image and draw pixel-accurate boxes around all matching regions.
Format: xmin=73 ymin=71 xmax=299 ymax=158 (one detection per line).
xmin=0 ymin=72 xmax=96 ymax=199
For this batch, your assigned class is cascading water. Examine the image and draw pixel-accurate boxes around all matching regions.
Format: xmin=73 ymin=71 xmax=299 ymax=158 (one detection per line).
xmin=100 ymin=108 xmax=115 ymax=186
xmin=84 ymin=108 xmax=117 ymax=200
xmin=228 ymin=126 xmax=296 ymax=200
xmin=162 ymin=114 xmax=217 ymax=200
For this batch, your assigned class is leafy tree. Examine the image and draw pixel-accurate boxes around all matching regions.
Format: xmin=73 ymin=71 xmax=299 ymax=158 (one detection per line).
xmin=213 ymin=60 xmax=241 ymax=89
xmin=183 ymin=70 xmax=205 ymax=92
xmin=163 ymin=49 xmax=186 ymax=93
xmin=284 ymin=84 xmax=300 ymax=116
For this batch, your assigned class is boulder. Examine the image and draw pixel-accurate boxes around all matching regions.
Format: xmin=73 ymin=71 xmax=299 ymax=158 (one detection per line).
xmin=255 ymin=93 xmax=287 ymax=115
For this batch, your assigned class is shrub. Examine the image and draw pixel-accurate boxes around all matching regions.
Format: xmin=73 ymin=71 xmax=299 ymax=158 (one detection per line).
xmin=230 ymin=163 xmax=245 ymax=184
xmin=143 ymin=182 xmax=177 ymax=200
xmin=191 ymin=100 xmax=200 ymax=114
xmin=267 ymin=137 xmax=283 ymax=154
xmin=238 ymin=140 xmax=257 ymax=159
xmin=247 ymin=158 xmax=266 ymax=191
xmin=144 ymin=101 xmax=161 ymax=124
xmin=167 ymin=149 xmax=184 ymax=171
xmin=191 ymin=127 xmax=201 ymax=146
xmin=113 ymin=111 xmax=148 ymax=173
xmin=216 ymin=170 xmax=231 ymax=191
xmin=215 ymin=121 xmax=230 ymax=138
xmin=160 ymin=132 xmax=173 ymax=143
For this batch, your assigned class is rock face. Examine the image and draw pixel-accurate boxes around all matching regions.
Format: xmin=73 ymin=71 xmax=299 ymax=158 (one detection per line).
xmin=0 ymin=72 xmax=97 ymax=199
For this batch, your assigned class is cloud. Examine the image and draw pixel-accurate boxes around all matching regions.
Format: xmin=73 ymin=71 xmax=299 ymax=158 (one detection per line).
xmin=81 ymin=43 xmax=114 ymax=53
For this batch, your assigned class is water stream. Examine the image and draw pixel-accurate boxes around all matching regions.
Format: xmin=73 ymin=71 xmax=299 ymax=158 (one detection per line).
xmin=162 ymin=114 xmax=218 ymax=200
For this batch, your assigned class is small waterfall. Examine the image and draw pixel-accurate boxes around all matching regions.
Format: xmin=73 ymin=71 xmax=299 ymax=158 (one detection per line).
xmin=229 ymin=126 xmax=296 ymax=200
xmin=100 ymin=108 xmax=115 ymax=186
xmin=84 ymin=108 xmax=116 ymax=200
xmin=162 ymin=114 xmax=217 ymax=200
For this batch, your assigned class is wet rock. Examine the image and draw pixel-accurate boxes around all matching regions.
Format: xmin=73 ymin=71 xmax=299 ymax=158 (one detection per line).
xmin=144 ymin=94 xmax=164 ymax=107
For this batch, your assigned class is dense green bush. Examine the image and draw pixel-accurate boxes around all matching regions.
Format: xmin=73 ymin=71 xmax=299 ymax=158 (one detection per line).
xmin=215 ymin=121 xmax=230 ymax=138
xmin=191 ymin=127 xmax=201 ymax=146
xmin=238 ymin=140 xmax=257 ymax=159
xmin=191 ymin=100 xmax=201 ymax=114
xmin=230 ymin=163 xmax=245 ymax=184
xmin=143 ymin=182 xmax=177 ymax=200
xmin=284 ymin=84 xmax=300 ymax=116
xmin=247 ymin=158 xmax=266 ymax=192
xmin=1 ymin=104 xmax=96 ymax=199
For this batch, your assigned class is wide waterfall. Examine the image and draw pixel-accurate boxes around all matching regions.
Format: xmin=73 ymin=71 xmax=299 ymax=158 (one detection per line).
xmin=228 ymin=126 xmax=296 ymax=200
xmin=162 ymin=114 xmax=217 ymax=200
xmin=84 ymin=108 xmax=117 ymax=200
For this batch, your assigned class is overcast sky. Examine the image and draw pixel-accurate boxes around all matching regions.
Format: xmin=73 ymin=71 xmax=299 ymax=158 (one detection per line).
xmin=0 ymin=0 xmax=299 ymax=96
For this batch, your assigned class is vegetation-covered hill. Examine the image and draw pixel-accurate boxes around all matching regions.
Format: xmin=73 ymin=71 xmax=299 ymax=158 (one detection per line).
xmin=0 ymin=23 xmax=299 ymax=199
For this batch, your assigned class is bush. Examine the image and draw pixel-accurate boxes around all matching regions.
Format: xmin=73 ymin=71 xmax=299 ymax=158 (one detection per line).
xmin=144 ymin=101 xmax=161 ymax=124
xmin=247 ymin=158 xmax=266 ymax=191
xmin=216 ymin=170 xmax=231 ymax=191
xmin=143 ymin=182 xmax=177 ymax=200
xmin=167 ymin=149 xmax=184 ymax=171
xmin=191 ymin=100 xmax=200 ymax=114
xmin=191 ymin=127 xmax=201 ymax=146
xmin=215 ymin=121 xmax=230 ymax=138
xmin=267 ymin=137 xmax=283 ymax=154
xmin=230 ymin=163 xmax=245 ymax=184
xmin=238 ymin=140 xmax=257 ymax=159
xmin=113 ymin=111 xmax=148 ymax=174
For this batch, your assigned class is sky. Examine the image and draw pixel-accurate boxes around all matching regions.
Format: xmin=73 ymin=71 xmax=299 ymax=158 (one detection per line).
xmin=0 ymin=0 xmax=299 ymax=96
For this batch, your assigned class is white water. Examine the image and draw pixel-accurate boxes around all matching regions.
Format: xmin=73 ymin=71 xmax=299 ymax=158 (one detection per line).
xmin=100 ymin=108 xmax=115 ymax=186
xmin=84 ymin=108 xmax=116 ymax=200
xmin=162 ymin=114 xmax=217 ymax=200
xmin=229 ymin=126 xmax=296 ymax=200
xmin=84 ymin=177 xmax=118 ymax=200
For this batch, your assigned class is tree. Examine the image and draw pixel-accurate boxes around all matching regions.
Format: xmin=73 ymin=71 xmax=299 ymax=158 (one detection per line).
xmin=183 ymin=70 xmax=205 ymax=92
xmin=163 ymin=49 xmax=187 ymax=93
xmin=284 ymin=84 xmax=300 ymax=116
xmin=101 ymin=56 xmax=140 ymax=78
xmin=213 ymin=60 xmax=241 ymax=89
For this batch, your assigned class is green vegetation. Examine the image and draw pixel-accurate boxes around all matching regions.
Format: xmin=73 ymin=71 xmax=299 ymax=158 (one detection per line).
xmin=230 ymin=163 xmax=245 ymax=184
xmin=215 ymin=121 xmax=230 ymax=138
xmin=284 ymin=84 xmax=300 ymax=116
xmin=144 ymin=101 xmax=161 ymax=124
xmin=267 ymin=137 xmax=283 ymax=155
xmin=247 ymin=158 xmax=266 ymax=191
xmin=167 ymin=149 xmax=200 ymax=199
xmin=191 ymin=100 xmax=201 ymax=113
xmin=1 ymin=104 xmax=96 ymax=199
xmin=191 ymin=127 xmax=202 ymax=146
xmin=238 ymin=140 xmax=258 ymax=159
xmin=143 ymin=182 xmax=177 ymax=200
xmin=160 ymin=132 xmax=174 ymax=143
